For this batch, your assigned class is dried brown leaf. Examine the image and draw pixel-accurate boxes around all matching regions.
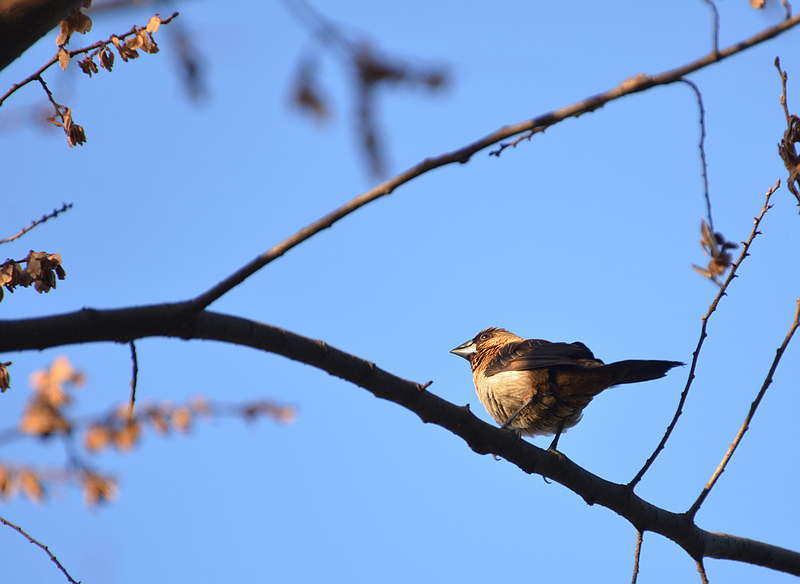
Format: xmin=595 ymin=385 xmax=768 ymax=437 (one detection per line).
xmin=56 ymin=22 xmax=70 ymax=47
xmin=83 ymin=472 xmax=117 ymax=506
xmin=58 ymin=47 xmax=70 ymax=71
xmin=0 ymin=262 xmax=15 ymax=287
xmin=0 ymin=465 xmax=12 ymax=499
xmin=74 ymin=13 xmax=92 ymax=34
xmin=59 ymin=10 xmax=92 ymax=46
xmin=18 ymin=469 xmax=44 ymax=503
xmin=19 ymin=401 xmax=71 ymax=435
xmin=139 ymin=32 xmax=159 ymax=55
xmin=78 ymin=56 xmax=98 ymax=77
xmin=0 ymin=362 xmax=10 ymax=392
xmin=115 ymin=421 xmax=140 ymax=451
xmin=67 ymin=122 xmax=87 ymax=148
xmin=171 ymin=406 xmax=192 ymax=432
xmin=694 ymin=218 xmax=738 ymax=284
xmin=146 ymin=15 xmax=162 ymax=34
xmin=277 ymin=406 xmax=297 ymax=423
xmin=99 ymin=47 xmax=114 ymax=71
xmin=48 ymin=354 xmax=82 ymax=387
xmin=190 ymin=395 xmax=210 ymax=414
xmin=125 ymin=34 xmax=143 ymax=51
xmin=292 ymin=64 xmax=330 ymax=121
xmin=117 ymin=45 xmax=139 ymax=62
xmin=147 ymin=407 xmax=170 ymax=434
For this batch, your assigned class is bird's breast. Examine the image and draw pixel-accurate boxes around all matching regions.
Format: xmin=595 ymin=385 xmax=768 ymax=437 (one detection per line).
xmin=473 ymin=370 xmax=544 ymax=424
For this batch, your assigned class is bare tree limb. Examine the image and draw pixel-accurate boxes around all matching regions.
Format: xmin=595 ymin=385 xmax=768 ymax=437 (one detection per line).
xmin=0 ymin=514 xmax=79 ymax=584
xmin=0 ymin=307 xmax=798 ymax=575
xmin=186 ymin=16 xmax=800 ymax=312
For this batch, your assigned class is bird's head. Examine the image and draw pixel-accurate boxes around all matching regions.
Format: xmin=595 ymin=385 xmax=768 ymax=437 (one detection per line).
xmin=450 ymin=327 xmax=521 ymax=361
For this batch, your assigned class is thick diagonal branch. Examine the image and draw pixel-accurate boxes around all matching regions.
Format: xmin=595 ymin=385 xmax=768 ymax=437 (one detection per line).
xmin=0 ymin=307 xmax=798 ymax=575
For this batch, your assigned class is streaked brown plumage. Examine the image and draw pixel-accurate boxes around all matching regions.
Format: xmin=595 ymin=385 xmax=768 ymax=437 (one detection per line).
xmin=451 ymin=327 xmax=681 ymax=448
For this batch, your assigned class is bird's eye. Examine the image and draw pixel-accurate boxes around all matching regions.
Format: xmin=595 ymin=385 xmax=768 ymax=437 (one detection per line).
xmin=479 ymin=333 xmax=491 ymax=341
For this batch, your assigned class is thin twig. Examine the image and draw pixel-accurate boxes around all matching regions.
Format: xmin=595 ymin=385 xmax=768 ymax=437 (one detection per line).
xmin=697 ymin=558 xmax=710 ymax=584
xmin=687 ymin=298 xmax=800 ymax=518
xmin=36 ymin=75 xmax=60 ymax=117
xmin=0 ymin=12 xmax=180 ymax=108
xmin=186 ymin=16 xmax=800 ymax=312
xmin=776 ymin=57 xmax=792 ymax=126
xmin=782 ymin=0 xmax=793 ymax=19
xmin=631 ymin=530 xmax=644 ymax=584
xmin=680 ymin=78 xmax=714 ymax=233
xmin=629 ymin=180 xmax=779 ymax=489
xmin=0 ymin=203 xmax=72 ymax=245
xmin=705 ymin=0 xmax=720 ymax=55
xmin=127 ymin=341 xmax=138 ymax=421
xmin=0 ymin=515 xmax=80 ymax=584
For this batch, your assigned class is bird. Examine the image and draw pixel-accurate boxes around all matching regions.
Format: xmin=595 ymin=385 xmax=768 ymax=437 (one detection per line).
xmin=451 ymin=327 xmax=682 ymax=450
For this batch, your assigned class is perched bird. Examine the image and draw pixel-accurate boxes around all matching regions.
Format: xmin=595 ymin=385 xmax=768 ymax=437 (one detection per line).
xmin=451 ymin=328 xmax=682 ymax=449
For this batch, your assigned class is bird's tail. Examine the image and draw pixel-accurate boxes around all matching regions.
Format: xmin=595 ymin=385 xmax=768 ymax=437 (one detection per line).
xmin=600 ymin=360 xmax=683 ymax=385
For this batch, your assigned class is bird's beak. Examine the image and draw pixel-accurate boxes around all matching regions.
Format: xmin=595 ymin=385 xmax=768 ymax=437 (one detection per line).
xmin=450 ymin=339 xmax=477 ymax=360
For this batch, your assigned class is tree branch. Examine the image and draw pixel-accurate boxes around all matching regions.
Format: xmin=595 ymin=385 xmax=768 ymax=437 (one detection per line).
xmin=186 ymin=15 xmax=800 ymax=312
xmin=0 ymin=11 xmax=179 ymax=108
xmin=688 ymin=298 xmax=800 ymax=518
xmin=0 ymin=514 xmax=79 ymax=584
xmin=0 ymin=306 xmax=798 ymax=575
xmin=628 ymin=181 xmax=779 ymax=489
xmin=0 ymin=203 xmax=72 ymax=245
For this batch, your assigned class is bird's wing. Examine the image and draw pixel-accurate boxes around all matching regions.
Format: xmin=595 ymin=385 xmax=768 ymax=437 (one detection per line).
xmin=483 ymin=340 xmax=598 ymax=377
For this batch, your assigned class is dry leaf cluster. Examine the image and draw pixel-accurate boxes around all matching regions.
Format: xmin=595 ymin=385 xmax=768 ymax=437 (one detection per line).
xmin=40 ymin=13 xmax=169 ymax=148
xmin=56 ymin=2 xmax=93 ymax=48
xmin=776 ymin=58 xmax=800 ymax=208
xmin=0 ymin=463 xmax=117 ymax=507
xmin=692 ymin=219 xmax=739 ymax=285
xmin=83 ymin=396 xmax=296 ymax=453
xmin=18 ymin=356 xmax=84 ymax=437
xmin=0 ymin=251 xmax=65 ymax=303
xmin=778 ymin=108 xmax=800 ymax=208
xmin=63 ymin=15 xmax=162 ymax=76
xmin=289 ymin=20 xmax=448 ymax=177
xmin=46 ymin=106 xmax=87 ymax=148
xmin=84 ymin=398 xmax=205 ymax=453
xmin=2 ymin=357 xmax=295 ymax=507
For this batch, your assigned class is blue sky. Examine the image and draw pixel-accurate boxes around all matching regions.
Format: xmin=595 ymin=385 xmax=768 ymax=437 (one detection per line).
xmin=2 ymin=1 xmax=799 ymax=582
